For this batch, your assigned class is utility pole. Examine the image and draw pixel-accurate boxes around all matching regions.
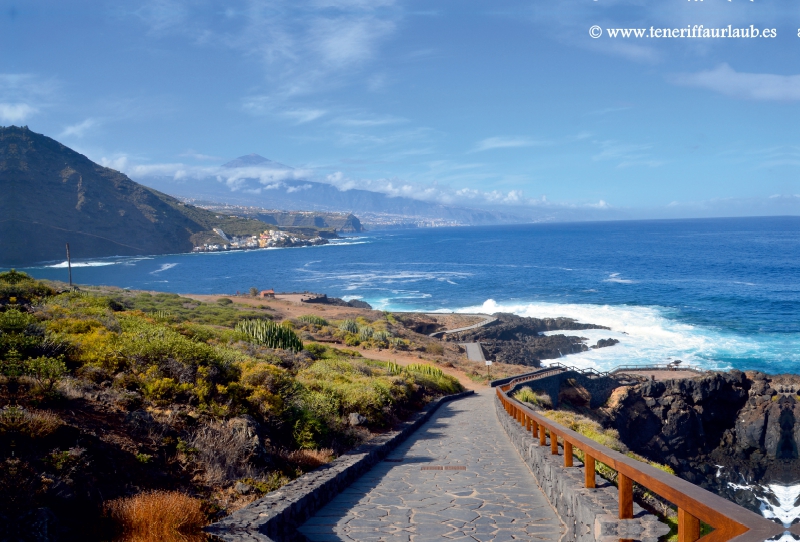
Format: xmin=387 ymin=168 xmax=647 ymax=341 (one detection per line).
xmin=66 ymin=243 xmax=73 ymax=288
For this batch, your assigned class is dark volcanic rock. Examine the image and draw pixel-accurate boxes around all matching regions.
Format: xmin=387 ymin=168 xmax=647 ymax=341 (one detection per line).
xmin=607 ymin=371 xmax=800 ymax=488
xmin=611 ymin=371 xmax=749 ymax=460
xmin=461 ymin=313 xmax=609 ymax=342
xmin=455 ymin=313 xmax=611 ymax=367
xmin=480 ymin=334 xmax=590 ymax=366
xmin=592 ymin=338 xmax=619 ymax=349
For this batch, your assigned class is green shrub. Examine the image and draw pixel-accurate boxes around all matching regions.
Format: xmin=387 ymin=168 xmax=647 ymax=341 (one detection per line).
xmin=303 ymin=343 xmax=327 ymax=360
xmin=216 ymin=297 xmax=233 ymax=305
xmin=424 ymin=342 xmax=444 ymax=356
xmin=358 ymin=327 xmax=374 ymax=341
xmin=135 ymin=453 xmax=152 ymax=463
xmin=25 ymin=356 xmax=68 ymax=394
xmin=513 ymin=386 xmax=552 ymax=408
xmin=235 ymin=319 xmax=303 ymax=352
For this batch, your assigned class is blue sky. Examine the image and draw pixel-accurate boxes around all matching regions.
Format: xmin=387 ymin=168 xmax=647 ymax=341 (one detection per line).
xmin=4 ymin=0 xmax=800 ymax=218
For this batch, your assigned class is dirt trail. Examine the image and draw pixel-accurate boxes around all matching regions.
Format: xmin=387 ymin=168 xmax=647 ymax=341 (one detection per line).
xmin=351 ymin=347 xmax=486 ymax=391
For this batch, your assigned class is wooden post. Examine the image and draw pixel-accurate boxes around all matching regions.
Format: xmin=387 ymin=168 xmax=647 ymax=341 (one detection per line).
xmin=66 ymin=243 xmax=73 ymax=287
xmin=532 ymin=420 xmax=538 ymax=438
xmin=551 ymin=431 xmax=558 ymax=455
xmin=564 ymin=441 xmax=573 ymax=467
xmin=618 ymin=473 xmax=634 ymax=519
xmin=678 ymin=507 xmax=701 ymax=542
xmin=584 ymin=454 xmax=596 ymax=488
xmin=539 ymin=425 xmax=547 ymax=446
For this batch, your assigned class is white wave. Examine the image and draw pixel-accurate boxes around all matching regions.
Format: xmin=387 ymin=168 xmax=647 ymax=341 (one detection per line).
xmin=341 ymin=295 xmax=363 ymax=301
xmin=326 ymin=239 xmax=370 ymax=246
xmin=450 ymin=299 xmax=780 ymax=372
xmin=603 ymin=272 xmax=634 ymax=284
xmin=47 ymin=260 xmax=118 ymax=268
xmin=729 ymin=482 xmax=800 ymax=528
xmin=150 ymin=263 xmax=178 ymax=274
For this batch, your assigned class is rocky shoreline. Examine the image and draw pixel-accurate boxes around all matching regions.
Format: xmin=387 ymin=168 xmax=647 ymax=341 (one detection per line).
xmin=444 ymin=313 xmax=619 ymax=366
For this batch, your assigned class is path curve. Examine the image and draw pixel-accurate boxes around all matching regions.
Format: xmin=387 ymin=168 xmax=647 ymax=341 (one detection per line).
xmin=428 ymin=314 xmax=497 ymax=338
xmin=299 ymin=391 xmax=564 ymax=542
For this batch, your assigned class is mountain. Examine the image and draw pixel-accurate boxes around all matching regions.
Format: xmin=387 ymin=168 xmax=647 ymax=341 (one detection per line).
xmin=0 ymin=126 xmax=271 ymax=266
xmin=136 ymin=155 xmax=528 ymax=225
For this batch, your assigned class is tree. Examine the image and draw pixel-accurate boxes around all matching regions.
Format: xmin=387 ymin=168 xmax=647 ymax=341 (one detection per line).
xmin=249 ymin=287 xmax=259 ymax=297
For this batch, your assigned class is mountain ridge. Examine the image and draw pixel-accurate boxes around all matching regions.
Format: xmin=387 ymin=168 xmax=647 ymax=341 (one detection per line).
xmin=0 ymin=126 xmax=273 ymax=266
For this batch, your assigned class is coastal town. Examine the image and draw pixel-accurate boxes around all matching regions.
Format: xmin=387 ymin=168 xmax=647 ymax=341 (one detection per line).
xmin=192 ymin=227 xmax=328 ymax=253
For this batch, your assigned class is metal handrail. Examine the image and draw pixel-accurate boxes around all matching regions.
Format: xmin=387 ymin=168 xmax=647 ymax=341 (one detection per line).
xmin=496 ymin=376 xmax=783 ymax=542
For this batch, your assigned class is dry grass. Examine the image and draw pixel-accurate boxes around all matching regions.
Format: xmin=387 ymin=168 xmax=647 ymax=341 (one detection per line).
xmin=283 ymin=448 xmax=334 ymax=468
xmin=189 ymin=419 xmax=261 ymax=485
xmin=0 ymin=406 xmax=62 ymax=438
xmin=104 ymin=490 xmax=206 ymax=539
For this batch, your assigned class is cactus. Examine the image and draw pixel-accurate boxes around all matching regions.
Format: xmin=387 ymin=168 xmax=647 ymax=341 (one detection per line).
xmin=236 ymin=319 xmax=303 ymax=352
xmin=386 ymin=361 xmax=403 ymax=376
xmin=339 ymin=319 xmax=359 ymax=334
xmin=373 ymin=330 xmax=391 ymax=342
xmin=406 ymin=363 xmax=444 ymax=378
xmin=298 ymin=315 xmax=328 ymax=326
xmin=358 ymin=326 xmax=374 ymax=341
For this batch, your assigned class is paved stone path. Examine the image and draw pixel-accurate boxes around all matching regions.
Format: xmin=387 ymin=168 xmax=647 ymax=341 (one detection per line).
xmin=459 ymin=342 xmax=487 ymax=363
xmin=299 ymin=391 xmax=564 ymax=542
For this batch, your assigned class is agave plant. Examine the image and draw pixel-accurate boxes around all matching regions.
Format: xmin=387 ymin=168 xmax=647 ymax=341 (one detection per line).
xmin=386 ymin=361 xmax=403 ymax=376
xmin=358 ymin=327 xmax=374 ymax=341
xmin=373 ymin=330 xmax=391 ymax=342
xmin=338 ymin=319 xmax=359 ymax=334
xmin=235 ymin=319 xmax=303 ymax=352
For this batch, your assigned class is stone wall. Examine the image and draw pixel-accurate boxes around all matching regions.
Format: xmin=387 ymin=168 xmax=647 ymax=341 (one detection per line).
xmin=205 ymin=391 xmax=474 ymax=542
xmin=495 ymin=396 xmax=670 ymax=542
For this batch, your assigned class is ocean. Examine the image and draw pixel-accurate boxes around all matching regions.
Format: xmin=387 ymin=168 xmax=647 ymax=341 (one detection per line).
xmin=22 ymin=216 xmax=800 ymax=375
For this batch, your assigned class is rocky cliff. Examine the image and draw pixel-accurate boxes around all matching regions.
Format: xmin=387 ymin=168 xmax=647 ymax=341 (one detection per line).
xmin=607 ymin=371 xmax=800 ymax=493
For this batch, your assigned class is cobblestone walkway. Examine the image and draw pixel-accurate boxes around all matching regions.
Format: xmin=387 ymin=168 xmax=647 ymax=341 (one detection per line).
xmin=299 ymin=391 xmax=564 ymax=542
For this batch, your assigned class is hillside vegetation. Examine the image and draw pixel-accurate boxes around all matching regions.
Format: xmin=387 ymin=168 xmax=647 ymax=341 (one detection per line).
xmin=0 ymin=271 xmax=461 ymax=540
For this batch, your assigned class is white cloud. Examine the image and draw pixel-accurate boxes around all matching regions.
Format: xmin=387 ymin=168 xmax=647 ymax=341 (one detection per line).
xmin=308 ymin=17 xmax=395 ymax=68
xmin=0 ymin=103 xmax=37 ymax=123
xmin=592 ymin=140 xmax=661 ymax=168
xmin=324 ymin=171 xmax=611 ymax=210
xmin=671 ymin=64 xmax=800 ymax=101
xmin=179 ymin=150 xmax=223 ymax=161
xmin=333 ymin=114 xmax=405 ymax=127
xmin=0 ymin=73 xmax=56 ymax=123
xmin=473 ymin=137 xmax=549 ymax=152
xmin=282 ymin=108 xmax=327 ymax=123
xmin=99 ymin=154 xmax=131 ymax=172
xmin=60 ymin=118 xmax=99 ymax=138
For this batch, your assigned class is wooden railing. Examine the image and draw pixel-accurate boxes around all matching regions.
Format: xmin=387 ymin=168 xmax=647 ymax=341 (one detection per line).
xmin=496 ymin=380 xmax=784 ymax=542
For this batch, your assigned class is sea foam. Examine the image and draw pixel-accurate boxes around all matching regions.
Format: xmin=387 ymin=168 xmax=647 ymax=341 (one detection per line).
xmin=449 ymin=299 xmax=791 ymax=372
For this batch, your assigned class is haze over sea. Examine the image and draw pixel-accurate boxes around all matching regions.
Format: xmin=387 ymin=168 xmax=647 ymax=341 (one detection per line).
xmin=24 ymin=216 xmax=800 ymax=375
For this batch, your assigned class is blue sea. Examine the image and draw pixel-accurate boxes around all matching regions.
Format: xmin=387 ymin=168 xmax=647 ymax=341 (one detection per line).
xmin=22 ymin=216 xmax=800 ymax=375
